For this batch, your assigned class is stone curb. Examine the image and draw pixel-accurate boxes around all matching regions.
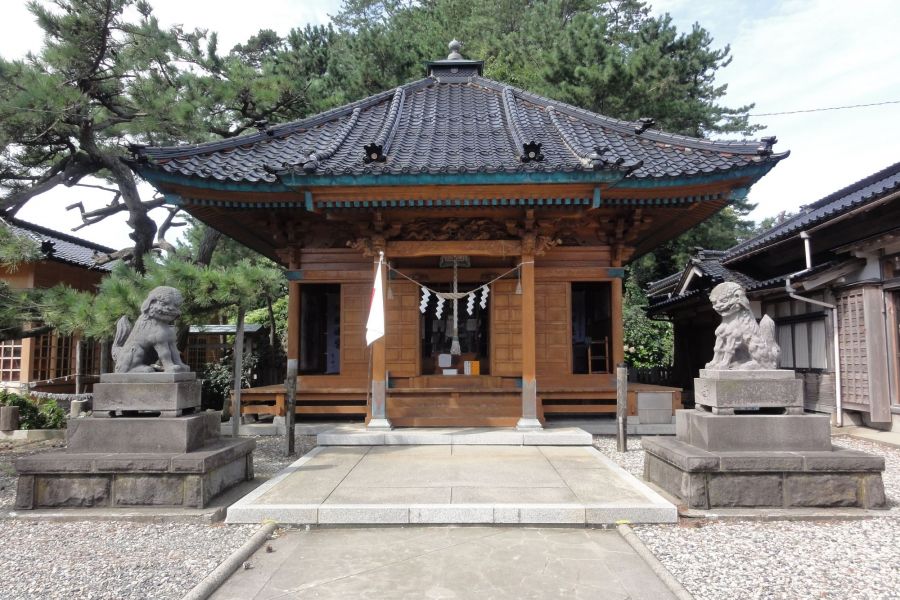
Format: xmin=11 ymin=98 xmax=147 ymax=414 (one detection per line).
xmin=181 ymin=521 xmax=278 ymax=600
xmin=617 ymin=524 xmax=695 ymax=600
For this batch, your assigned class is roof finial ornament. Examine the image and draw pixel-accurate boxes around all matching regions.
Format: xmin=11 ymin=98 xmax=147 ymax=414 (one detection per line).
xmin=447 ymin=39 xmax=463 ymax=60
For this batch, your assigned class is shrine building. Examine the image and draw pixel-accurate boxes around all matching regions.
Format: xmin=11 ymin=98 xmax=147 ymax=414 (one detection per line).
xmin=130 ymin=43 xmax=786 ymax=429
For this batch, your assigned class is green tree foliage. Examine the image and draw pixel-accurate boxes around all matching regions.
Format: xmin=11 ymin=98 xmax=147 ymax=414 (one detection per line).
xmin=330 ymin=0 xmax=764 ymax=287
xmin=623 ymin=275 xmax=672 ymax=368
xmin=0 ymin=222 xmax=46 ymax=341
xmin=37 ymin=256 xmax=285 ymax=340
xmin=0 ymin=1 xmax=337 ymax=270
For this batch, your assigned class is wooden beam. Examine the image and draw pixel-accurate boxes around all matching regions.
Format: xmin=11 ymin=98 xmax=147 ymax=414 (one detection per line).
xmin=611 ymin=277 xmax=625 ymax=368
xmin=287 ymin=282 xmax=301 ymax=361
xmin=386 ymin=240 xmax=522 ymax=258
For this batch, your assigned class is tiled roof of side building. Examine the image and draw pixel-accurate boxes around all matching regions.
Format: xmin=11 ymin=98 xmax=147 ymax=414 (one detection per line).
xmin=724 ymin=160 xmax=900 ymax=263
xmin=2 ymin=216 xmax=115 ymax=271
xmin=133 ymin=52 xmax=786 ymax=185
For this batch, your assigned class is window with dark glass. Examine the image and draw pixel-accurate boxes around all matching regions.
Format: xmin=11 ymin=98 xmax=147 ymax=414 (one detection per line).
xmin=300 ymin=284 xmax=341 ymax=374
xmin=571 ymin=282 xmax=612 ymax=374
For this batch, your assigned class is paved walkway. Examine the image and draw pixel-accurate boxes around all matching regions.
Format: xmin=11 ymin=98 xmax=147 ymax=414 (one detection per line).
xmin=212 ymin=526 xmax=679 ymax=600
xmin=226 ymin=445 xmax=675 ymax=525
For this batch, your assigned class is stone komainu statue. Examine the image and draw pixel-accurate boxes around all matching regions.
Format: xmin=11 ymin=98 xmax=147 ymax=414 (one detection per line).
xmin=705 ymin=282 xmax=780 ymax=370
xmin=112 ymin=286 xmax=190 ymax=373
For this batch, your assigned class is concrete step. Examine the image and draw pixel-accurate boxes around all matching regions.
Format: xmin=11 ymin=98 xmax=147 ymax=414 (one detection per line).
xmin=317 ymin=426 xmax=593 ymax=446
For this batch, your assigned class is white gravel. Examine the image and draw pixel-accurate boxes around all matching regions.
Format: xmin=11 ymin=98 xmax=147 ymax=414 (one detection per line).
xmin=595 ymin=434 xmax=900 ymax=600
xmin=635 ymin=519 xmax=900 ymax=600
xmin=0 ymin=433 xmax=315 ymax=600
xmin=0 ymin=521 xmax=255 ymax=600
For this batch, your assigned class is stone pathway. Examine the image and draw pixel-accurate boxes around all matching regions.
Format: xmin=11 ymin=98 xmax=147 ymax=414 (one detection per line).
xmin=212 ymin=526 xmax=679 ymax=600
xmin=226 ymin=444 xmax=675 ymax=525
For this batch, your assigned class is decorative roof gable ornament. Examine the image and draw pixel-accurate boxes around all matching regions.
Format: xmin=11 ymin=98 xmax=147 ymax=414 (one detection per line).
xmin=521 ymin=141 xmax=544 ymax=163
xmin=447 ymin=39 xmax=463 ymax=60
xmin=757 ymin=136 xmax=777 ymax=156
xmin=634 ymin=117 xmax=655 ymax=135
xmin=363 ymin=143 xmax=386 ymax=164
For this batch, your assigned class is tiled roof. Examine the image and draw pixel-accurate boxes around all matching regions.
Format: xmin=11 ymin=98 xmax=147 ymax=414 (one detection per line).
xmin=724 ymin=160 xmax=900 ymax=263
xmin=2 ymin=216 xmax=115 ymax=271
xmin=646 ymin=250 xmax=755 ymax=298
xmin=134 ymin=59 xmax=785 ymax=185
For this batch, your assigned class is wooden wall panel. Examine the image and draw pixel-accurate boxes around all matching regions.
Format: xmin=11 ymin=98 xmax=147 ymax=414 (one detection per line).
xmin=385 ymin=280 xmax=419 ymax=377
xmin=340 ymin=283 xmax=370 ymax=382
xmin=535 ymin=282 xmax=570 ymax=378
xmin=838 ymin=289 xmax=868 ymax=406
xmin=490 ymin=280 xmax=521 ymax=376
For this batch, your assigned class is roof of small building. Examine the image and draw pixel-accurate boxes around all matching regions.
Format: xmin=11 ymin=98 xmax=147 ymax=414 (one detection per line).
xmin=189 ymin=324 xmax=265 ymax=335
xmin=2 ymin=216 xmax=115 ymax=271
xmin=133 ymin=46 xmax=786 ymax=186
xmin=723 ymin=160 xmax=900 ymax=263
xmin=645 ymin=161 xmax=900 ymax=315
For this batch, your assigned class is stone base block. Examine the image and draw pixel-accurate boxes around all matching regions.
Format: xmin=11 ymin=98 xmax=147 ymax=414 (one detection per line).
xmin=642 ymin=436 xmax=887 ymax=510
xmin=93 ymin=379 xmax=200 ymax=416
xmin=675 ymin=409 xmax=832 ymax=452
xmin=695 ymin=371 xmax=802 ymax=413
xmin=15 ymin=438 xmax=254 ymax=509
xmin=66 ymin=412 xmax=220 ymax=454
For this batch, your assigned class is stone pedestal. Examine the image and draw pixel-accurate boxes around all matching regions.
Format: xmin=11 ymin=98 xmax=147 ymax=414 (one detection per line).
xmin=694 ymin=369 xmax=803 ymax=414
xmin=643 ymin=372 xmax=887 ymax=510
xmin=93 ymin=372 xmax=200 ymax=417
xmin=15 ymin=373 xmax=254 ymax=510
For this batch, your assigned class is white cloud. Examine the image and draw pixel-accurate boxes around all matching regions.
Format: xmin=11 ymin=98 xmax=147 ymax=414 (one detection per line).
xmin=651 ymin=0 xmax=900 ymax=220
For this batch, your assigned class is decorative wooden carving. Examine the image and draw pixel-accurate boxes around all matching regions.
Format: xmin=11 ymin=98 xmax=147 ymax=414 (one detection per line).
xmin=393 ymin=218 xmax=518 ymax=242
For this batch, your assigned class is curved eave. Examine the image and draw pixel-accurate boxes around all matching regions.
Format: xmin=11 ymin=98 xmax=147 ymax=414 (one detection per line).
xmin=139 ymin=156 xmax=780 ymax=191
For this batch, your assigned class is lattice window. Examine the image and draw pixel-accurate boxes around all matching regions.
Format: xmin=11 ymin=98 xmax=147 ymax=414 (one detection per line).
xmin=56 ymin=335 xmax=73 ymax=378
xmin=0 ymin=339 xmax=22 ymax=382
xmin=32 ymin=333 xmax=53 ymax=381
xmin=81 ymin=339 xmax=103 ymax=376
xmin=765 ymin=296 xmax=828 ymax=370
xmin=838 ymin=289 xmax=868 ymax=404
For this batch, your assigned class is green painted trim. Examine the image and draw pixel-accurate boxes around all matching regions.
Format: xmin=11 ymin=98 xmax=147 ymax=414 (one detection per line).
xmin=139 ymin=169 xmax=294 ymax=193
xmin=304 ymin=191 xmax=314 ymax=211
xmin=592 ymin=187 xmax=601 ymax=208
xmin=163 ymin=193 xmax=183 ymax=206
xmin=285 ymin=271 xmax=304 ymax=281
xmin=607 ymin=267 xmax=626 ymax=278
xmin=140 ymin=161 xmax=778 ymax=205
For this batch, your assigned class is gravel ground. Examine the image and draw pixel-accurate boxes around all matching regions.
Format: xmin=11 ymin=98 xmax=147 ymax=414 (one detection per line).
xmin=595 ymin=434 xmax=900 ymax=600
xmin=0 ymin=432 xmax=316 ymax=600
xmin=250 ymin=433 xmax=318 ymax=478
xmin=0 ymin=521 xmax=256 ymax=600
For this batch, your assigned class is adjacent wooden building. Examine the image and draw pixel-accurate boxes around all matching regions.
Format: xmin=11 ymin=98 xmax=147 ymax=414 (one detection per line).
xmin=647 ymin=161 xmax=900 ymax=429
xmin=0 ymin=216 xmax=113 ymax=393
xmin=132 ymin=45 xmax=785 ymax=428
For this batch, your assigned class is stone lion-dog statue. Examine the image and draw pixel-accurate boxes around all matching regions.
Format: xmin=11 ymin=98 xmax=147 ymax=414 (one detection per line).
xmin=705 ymin=282 xmax=780 ymax=370
xmin=112 ymin=286 xmax=191 ymax=373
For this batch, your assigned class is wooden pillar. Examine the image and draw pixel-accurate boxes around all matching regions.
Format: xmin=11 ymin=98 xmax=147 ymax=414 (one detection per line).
xmin=517 ymin=251 xmax=542 ymax=430
xmin=611 ymin=276 xmax=625 ymax=369
xmin=285 ymin=280 xmax=301 ymax=454
xmin=368 ymin=253 xmax=392 ymax=429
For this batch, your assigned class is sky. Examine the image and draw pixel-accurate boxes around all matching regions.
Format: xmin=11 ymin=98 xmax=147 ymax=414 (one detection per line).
xmin=2 ymin=0 xmax=899 ymax=249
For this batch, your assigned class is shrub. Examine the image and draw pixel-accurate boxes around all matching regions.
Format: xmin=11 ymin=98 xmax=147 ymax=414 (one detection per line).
xmin=0 ymin=389 xmax=66 ymax=429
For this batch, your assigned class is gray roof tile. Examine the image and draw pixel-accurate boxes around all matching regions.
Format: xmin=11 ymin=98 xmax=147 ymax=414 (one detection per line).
xmin=724 ymin=161 xmax=900 ymax=262
xmin=3 ymin=217 xmax=114 ymax=271
xmin=135 ymin=68 xmax=784 ymax=183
